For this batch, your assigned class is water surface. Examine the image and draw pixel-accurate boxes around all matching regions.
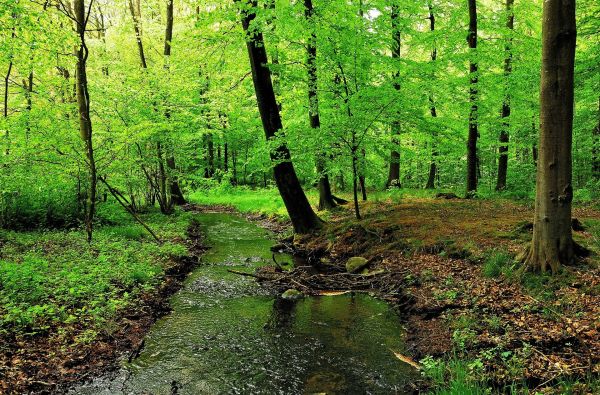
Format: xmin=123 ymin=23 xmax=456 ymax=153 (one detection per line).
xmin=73 ymin=213 xmax=414 ymax=394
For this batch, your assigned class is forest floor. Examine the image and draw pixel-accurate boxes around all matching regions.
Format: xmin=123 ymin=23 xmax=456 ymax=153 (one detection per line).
xmin=0 ymin=208 xmax=207 ymax=394
xmin=296 ymin=197 xmax=600 ymax=393
xmin=201 ymin=190 xmax=600 ymax=393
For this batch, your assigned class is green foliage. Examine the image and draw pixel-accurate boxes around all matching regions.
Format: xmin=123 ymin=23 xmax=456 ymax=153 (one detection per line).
xmin=420 ymin=355 xmax=489 ymax=395
xmin=482 ymin=250 xmax=515 ymax=278
xmin=0 ymin=210 xmax=190 ymax=334
xmin=189 ymin=187 xmax=296 ymax=218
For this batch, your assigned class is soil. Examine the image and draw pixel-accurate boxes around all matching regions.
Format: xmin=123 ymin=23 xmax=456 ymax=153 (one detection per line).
xmin=0 ymin=220 xmax=207 ymax=394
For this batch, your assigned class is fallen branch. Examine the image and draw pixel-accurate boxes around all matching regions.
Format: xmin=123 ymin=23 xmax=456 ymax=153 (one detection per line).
xmin=98 ymin=176 xmax=162 ymax=243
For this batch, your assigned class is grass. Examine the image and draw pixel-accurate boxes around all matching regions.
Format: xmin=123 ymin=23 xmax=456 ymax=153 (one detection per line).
xmin=482 ymin=250 xmax=515 ymax=278
xmin=0 ymin=203 xmax=191 ymax=338
xmin=188 ymin=187 xmax=293 ymax=218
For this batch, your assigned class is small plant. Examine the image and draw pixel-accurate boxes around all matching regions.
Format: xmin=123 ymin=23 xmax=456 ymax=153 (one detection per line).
xmin=482 ymin=250 xmax=514 ymax=278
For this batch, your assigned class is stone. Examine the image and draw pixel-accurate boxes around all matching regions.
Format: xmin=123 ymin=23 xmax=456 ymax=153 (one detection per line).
xmin=345 ymin=256 xmax=369 ymax=273
xmin=281 ymin=289 xmax=303 ymax=300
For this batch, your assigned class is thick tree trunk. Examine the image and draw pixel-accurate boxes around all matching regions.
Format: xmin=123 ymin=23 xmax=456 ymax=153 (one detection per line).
xmin=526 ymin=0 xmax=576 ymax=273
xmin=386 ymin=4 xmax=402 ymax=189
xmin=238 ymin=0 xmax=322 ymax=233
xmin=74 ymin=0 xmax=97 ymax=243
xmin=304 ymin=0 xmax=337 ymax=211
xmin=425 ymin=3 xmax=438 ymax=189
xmin=466 ymin=0 xmax=479 ymax=196
xmin=496 ymin=0 xmax=514 ymax=191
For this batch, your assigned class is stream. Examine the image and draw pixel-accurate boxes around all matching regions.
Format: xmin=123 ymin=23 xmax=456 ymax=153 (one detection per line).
xmin=72 ymin=213 xmax=415 ymax=394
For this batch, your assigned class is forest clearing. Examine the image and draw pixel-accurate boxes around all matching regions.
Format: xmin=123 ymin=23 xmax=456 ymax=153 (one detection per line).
xmin=0 ymin=0 xmax=599 ymax=393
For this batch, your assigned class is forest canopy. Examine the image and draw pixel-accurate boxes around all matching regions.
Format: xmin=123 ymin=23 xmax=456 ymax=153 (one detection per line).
xmin=0 ymin=0 xmax=597 ymax=234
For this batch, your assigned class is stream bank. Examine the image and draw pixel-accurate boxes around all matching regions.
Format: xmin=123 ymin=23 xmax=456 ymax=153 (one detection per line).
xmin=71 ymin=211 xmax=418 ymax=394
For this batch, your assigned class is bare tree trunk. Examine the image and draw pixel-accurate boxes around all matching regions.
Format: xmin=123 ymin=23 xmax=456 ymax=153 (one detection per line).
xmin=163 ymin=0 xmax=186 ymax=205
xmin=466 ymin=0 xmax=479 ymax=196
xmin=359 ymin=147 xmax=367 ymax=201
xmin=128 ymin=0 xmax=147 ymax=68
xmin=304 ymin=0 xmax=336 ymax=211
xmin=75 ymin=0 xmax=97 ymax=243
xmin=23 ymin=72 xmax=33 ymax=142
xmin=238 ymin=0 xmax=322 ymax=233
xmin=593 ymin=97 xmax=600 ymax=180
xmin=425 ymin=3 xmax=438 ymax=189
xmin=386 ymin=3 xmax=401 ymax=189
xmin=3 ymin=22 xmax=15 ymax=155
xmin=526 ymin=0 xmax=576 ymax=273
xmin=496 ymin=0 xmax=514 ymax=191
xmin=352 ymin=148 xmax=361 ymax=219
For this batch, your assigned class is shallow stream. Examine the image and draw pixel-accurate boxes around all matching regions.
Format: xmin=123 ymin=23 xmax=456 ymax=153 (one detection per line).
xmin=73 ymin=213 xmax=414 ymax=394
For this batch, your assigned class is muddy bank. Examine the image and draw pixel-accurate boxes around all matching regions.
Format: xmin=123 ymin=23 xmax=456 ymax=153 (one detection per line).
xmin=1 ymin=220 xmax=207 ymax=394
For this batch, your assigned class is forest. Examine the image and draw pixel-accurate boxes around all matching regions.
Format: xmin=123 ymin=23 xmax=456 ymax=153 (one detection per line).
xmin=0 ymin=0 xmax=599 ymax=393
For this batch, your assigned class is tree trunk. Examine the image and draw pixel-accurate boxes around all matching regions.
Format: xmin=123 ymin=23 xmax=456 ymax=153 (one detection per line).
xmin=526 ymin=0 xmax=576 ymax=273
xmin=466 ymin=0 xmax=479 ymax=196
xmin=224 ymin=142 xmax=229 ymax=172
xmin=74 ymin=0 xmax=97 ymax=242
xmin=359 ymin=148 xmax=367 ymax=201
xmin=163 ymin=0 xmax=186 ymax=205
xmin=593 ymin=97 xmax=600 ymax=180
xmin=128 ymin=0 xmax=147 ymax=68
xmin=23 ymin=72 xmax=33 ymax=142
xmin=238 ymin=0 xmax=322 ymax=233
xmin=386 ymin=4 xmax=401 ymax=189
xmin=496 ymin=0 xmax=514 ymax=191
xmin=304 ymin=0 xmax=336 ymax=211
xmin=352 ymin=148 xmax=361 ymax=219
xmin=425 ymin=2 xmax=438 ymax=189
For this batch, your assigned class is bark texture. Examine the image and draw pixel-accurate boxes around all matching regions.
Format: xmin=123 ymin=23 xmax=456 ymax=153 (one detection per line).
xmin=304 ymin=0 xmax=336 ymax=211
xmin=239 ymin=0 xmax=322 ymax=233
xmin=386 ymin=4 xmax=402 ymax=189
xmin=163 ymin=0 xmax=186 ymax=205
xmin=425 ymin=3 xmax=438 ymax=189
xmin=526 ymin=0 xmax=577 ymax=273
xmin=466 ymin=0 xmax=479 ymax=196
xmin=74 ymin=0 xmax=97 ymax=242
xmin=496 ymin=0 xmax=514 ymax=191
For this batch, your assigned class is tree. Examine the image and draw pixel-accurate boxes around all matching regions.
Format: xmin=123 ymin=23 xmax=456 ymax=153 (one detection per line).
xmin=238 ymin=0 xmax=322 ymax=233
xmin=496 ymin=0 xmax=514 ymax=191
xmin=385 ymin=3 xmax=402 ymax=189
xmin=304 ymin=0 xmax=337 ymax=211
xmin=163 ymin=0 xmax=186 ymax=206
xmin=525 ymin=0 xmax=577 ymax=273
xmin=73 ymin=0 xmax=97 ymax=242
xmin=425 ymin=1 xmax=438 ymax=190
xmin=466 ymin=0 xmax=479 ymax=196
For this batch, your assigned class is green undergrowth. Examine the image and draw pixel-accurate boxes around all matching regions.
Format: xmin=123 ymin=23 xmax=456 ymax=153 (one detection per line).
xmin=0 ymin=203 xmax=192 ymax=342
xmin=422 ymin=352 xmax=600 ymax=395
xmin=189 ymin=187 xmax=292 ymax=218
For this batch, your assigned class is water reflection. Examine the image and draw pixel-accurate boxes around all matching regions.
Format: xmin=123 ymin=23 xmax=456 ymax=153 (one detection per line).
xmin=71 ymin=213 xmax=414 ymax=395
